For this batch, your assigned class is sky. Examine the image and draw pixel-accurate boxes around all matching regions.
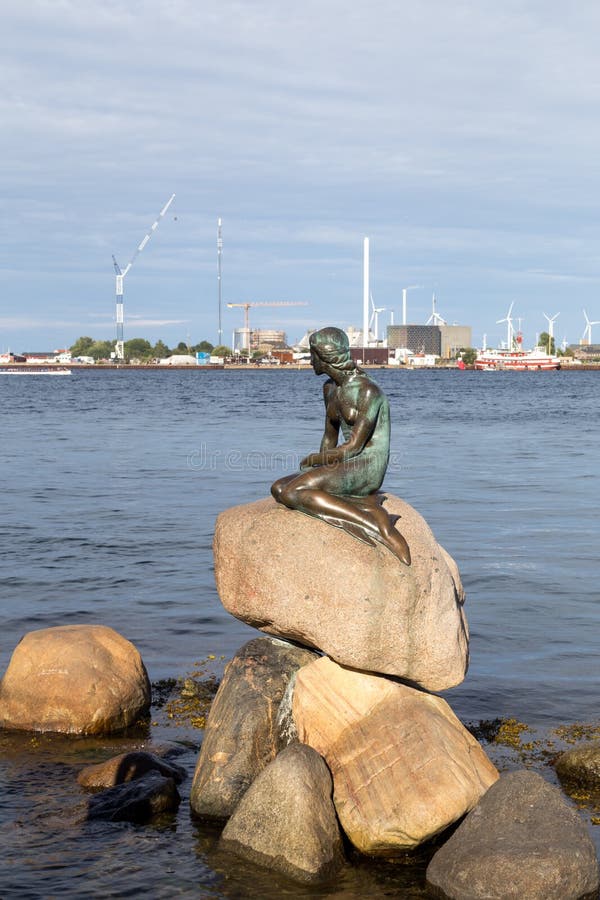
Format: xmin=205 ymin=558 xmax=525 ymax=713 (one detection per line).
xmin=3 ymin=0 xmax=600 ymax=352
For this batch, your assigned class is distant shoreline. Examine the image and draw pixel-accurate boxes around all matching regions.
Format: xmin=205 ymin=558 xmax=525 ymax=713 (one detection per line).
xmin=2 ymin=363 xmax=599 ymax=372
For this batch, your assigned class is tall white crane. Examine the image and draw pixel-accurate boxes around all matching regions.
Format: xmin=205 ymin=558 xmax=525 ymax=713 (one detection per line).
xmin=497 ymin=302 xmax=515 ymax=350
xmin=112 ymin=193 xmax=175 ymax=361
xmin=543 ymin=312 xmax=559 ymax=353
xmin=582 ymin=309 xmax=600 ymax=345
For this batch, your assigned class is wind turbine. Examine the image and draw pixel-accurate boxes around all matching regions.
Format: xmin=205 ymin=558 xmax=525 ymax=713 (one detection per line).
xmin=112 ymin=193 xmax=175 ymax=360
xmin=582 ymin=309 xmax=600 ymax=345
xmin=543 ymin=312 xmax=559 ymax=354
xmin=426 ymin=293 xmax=446 ymax=326
xmin=497 ymin=302 xmax=515 ymax=350
xmin=369 ymin=293 xmax=386 ymax=343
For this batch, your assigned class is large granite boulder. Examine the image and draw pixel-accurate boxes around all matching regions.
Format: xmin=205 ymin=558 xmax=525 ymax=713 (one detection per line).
xmin=214 ymin=495 xmax=468 ymax=691
xmin=426 ymin=770 xmax=600 ymax=900
xmin=220 ymin=743 xmax=344 ymax=884
xmin=293 ymin=656 xmax=498 ymax=855
xmin=0 ymin=625 xmax=150 ymax=735
xmin=190 ymin=637 xmax=318 ymax=821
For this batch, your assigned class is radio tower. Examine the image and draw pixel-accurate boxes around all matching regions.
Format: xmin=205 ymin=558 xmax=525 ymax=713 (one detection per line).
xmin=217 ymin=218 xmax=223 ymax=345
xmin=112 ymin=193 xmax=175 ymax=361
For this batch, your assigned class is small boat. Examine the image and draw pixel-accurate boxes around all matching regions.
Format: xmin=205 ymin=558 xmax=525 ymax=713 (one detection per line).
xmin=0 ymin=366 xmax=72 ymax=375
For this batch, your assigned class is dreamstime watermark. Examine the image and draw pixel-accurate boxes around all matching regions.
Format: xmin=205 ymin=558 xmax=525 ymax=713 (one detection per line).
xmin=187 ymin=443 xmax=404 ymax=472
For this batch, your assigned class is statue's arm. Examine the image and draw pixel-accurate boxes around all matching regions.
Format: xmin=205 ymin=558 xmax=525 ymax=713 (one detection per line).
xmin=301 ymin=381 xmax=339 ymax=467
xmin=320 ymin=382 xmax=339 ymax=452
xmin=304 ymin=386 xmax=382 ymax=467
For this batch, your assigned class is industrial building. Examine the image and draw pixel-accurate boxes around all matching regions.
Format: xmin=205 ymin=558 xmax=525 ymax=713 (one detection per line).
xmin=250 ymin=329 xmax=287 ymax=351
xmin=439 ymin=325 xmax=472 ymax=358
xmin=233 ymin=328 xmax=288 ymax=353
xmin=387 ymin=325 xmax=442 ymax=356
xmin=387 ymin=324 xmax=472 ymax=359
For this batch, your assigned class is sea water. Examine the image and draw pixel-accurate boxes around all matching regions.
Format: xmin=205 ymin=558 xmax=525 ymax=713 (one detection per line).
xmin=1 ymin=367 xmax=598 ymax=897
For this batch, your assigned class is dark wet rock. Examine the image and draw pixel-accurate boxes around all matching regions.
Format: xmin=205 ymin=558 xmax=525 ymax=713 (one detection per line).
xmin=0 ymin=624 xmax=150 ymax=735
xmin=78 ymin=751 xmax=186 ymax=790
xmin=87 ymin=771 xmax=180 ymax=823
xmin=220 ymin=743 xmax=344 ymax=885
xmin=556 ymin=740 xmax=600 ymax=790
xmin=426 ymin=770 xmax=600 ymax=900
xmin=189 ymin=637 xmax=317 ymax=821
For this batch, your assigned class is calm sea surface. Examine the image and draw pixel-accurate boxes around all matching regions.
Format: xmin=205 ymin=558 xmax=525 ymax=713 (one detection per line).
xmin=1 ymin=367 xmax=599 ymax=897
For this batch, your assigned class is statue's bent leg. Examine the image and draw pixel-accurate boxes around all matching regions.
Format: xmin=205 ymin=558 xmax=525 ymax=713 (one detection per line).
xmin=271 ymin=473 xmax=297 ymax=503
xmin=274 ymin=469 xmax=410 ymax=566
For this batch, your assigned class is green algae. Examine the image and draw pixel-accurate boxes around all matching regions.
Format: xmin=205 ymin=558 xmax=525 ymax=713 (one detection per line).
xmin=150 ymin=658 xmax=222 ymax=731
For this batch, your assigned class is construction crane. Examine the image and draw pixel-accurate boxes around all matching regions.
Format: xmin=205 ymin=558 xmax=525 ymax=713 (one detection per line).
xmin=112 ymin=193 xmax=175 ymax=361
xmin=227 ymin=301 xmax=308 ymax=351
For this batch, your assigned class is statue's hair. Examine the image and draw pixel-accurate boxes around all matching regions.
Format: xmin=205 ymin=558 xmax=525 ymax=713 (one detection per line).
xmin=309 ymin=327 xmax=355 ymax=371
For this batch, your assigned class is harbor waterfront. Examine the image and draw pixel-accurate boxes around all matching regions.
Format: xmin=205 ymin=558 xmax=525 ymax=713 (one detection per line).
xmin=1 ymin=367 xmax=599 ymax=897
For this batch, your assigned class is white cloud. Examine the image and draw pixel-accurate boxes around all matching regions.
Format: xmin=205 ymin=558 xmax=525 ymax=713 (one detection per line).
xmin=2 ymin=1 xmax=600 ymax=347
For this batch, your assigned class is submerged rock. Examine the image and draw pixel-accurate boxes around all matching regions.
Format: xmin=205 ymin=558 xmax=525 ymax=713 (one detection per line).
xmin=0 ymin=624 xmax=150 ymax=735
xmin=293 ymin=656 xmax=498 ymax=855
xmin=555 ymin=740 xmax=600 ymax=790
xmin=426 ymin=770 xmax=600 ymax=900
xmin=220 ymin=743 xmax=344 ymax=885
xmin=189 ymin=637 xmax=317 ymax=821
xmin=214 ymin=495 xmax=468 ymax=691
xmin=78 ymin=751 xmax=186 ymax=790
xmin=87 ymin=771 xmax=180 ymax=823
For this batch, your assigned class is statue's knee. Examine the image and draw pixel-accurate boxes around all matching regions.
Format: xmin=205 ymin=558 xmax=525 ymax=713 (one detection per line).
xmin=272 ymin=479 xmax=296 ymax=507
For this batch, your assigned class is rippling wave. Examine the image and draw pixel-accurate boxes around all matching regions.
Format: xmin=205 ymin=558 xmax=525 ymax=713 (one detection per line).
xmin=1 ymin=367 xmax=598 ymax=896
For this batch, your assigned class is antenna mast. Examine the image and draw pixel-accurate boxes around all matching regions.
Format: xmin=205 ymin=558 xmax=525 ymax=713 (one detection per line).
xmin=217 ymin=218 xmax=223 ymax=346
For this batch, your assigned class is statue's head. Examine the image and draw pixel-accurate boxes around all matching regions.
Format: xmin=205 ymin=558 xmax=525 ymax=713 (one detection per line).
xmin=309 ymin=327 xmax=353 ymax=372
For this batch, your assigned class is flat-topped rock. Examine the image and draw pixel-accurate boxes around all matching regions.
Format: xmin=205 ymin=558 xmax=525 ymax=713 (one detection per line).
xmin=214 ymin=495 xmax=468 ymax=691
xmin=0 ymin=624 xmax=150 ymax=735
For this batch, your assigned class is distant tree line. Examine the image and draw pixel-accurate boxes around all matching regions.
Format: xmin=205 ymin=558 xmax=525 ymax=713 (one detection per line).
xmin=68 ymin=336 xmax=225 ymax=362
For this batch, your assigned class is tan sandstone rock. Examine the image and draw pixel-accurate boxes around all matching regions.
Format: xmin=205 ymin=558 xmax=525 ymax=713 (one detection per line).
xmin=0 ymin=624 xmax=150 ymax=735
xmin=292 ymin=657 xmax=498 ymax=855
xmin=214 ymin=495 xmax=468 ymax=691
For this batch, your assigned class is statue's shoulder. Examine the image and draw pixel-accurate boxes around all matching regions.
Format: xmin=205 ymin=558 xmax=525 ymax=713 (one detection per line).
xmin=322 ymin=378 xmax=337 ymax=400
xmin=356 ymin=374 xmax=386 ymax=403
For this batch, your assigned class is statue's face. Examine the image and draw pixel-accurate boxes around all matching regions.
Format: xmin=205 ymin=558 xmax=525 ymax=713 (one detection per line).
xmin=310 ymin=348 xmax=324 ymax=375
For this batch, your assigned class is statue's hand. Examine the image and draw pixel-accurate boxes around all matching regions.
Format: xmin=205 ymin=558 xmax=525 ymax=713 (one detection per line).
xmin=300 ymin=453 xmax=321 ymax=468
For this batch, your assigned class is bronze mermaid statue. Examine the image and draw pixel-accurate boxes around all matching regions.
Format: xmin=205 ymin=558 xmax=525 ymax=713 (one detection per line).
xmin=271 ymin=326 xmax=411 ymax=565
